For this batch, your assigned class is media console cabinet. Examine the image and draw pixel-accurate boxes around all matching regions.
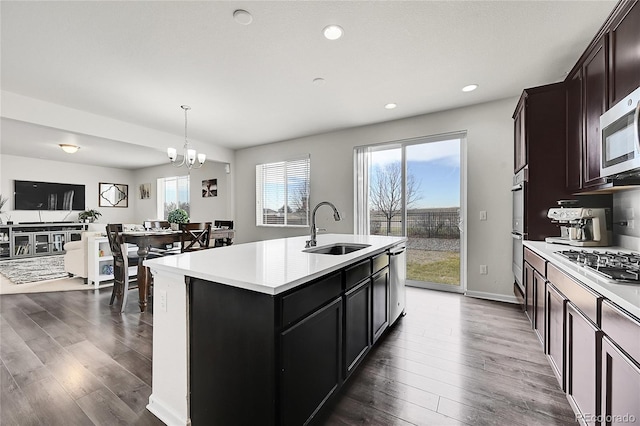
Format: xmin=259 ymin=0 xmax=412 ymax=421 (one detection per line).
xmin=0 ymin=222 xmax=87 ymax=260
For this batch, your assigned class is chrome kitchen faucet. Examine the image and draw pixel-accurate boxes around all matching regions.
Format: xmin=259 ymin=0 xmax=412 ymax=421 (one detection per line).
xmin=306 ymin=201 xmax=341 ymax=248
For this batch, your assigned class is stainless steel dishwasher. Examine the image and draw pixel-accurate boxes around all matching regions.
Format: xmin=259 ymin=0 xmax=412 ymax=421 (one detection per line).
xmin=388 ymin=244 xmax=407 ymax=325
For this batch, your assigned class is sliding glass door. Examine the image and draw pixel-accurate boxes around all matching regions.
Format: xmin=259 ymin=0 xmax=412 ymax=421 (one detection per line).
xmin=356 ymin=133 xmax=466 ymax=292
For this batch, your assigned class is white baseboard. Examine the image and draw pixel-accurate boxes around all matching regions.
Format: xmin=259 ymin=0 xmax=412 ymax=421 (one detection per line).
xmin=464 ymin=290 xmax=518 ymax=304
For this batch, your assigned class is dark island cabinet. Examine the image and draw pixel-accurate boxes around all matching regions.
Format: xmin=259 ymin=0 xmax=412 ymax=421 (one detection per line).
xmin=344 ymin=279 xmax=371 ymax=376
xmin=189 ymin=248 xmax=400 ymax=426
xmin=608 ymin=0 xmax=640 ymax=107
xmin=280 ymin=297 xmax=342 ymax=426
xmin=372 ymin=267 xmax=389 ymax=344
xmin=583 ymin=36 xmax=608 ymax=189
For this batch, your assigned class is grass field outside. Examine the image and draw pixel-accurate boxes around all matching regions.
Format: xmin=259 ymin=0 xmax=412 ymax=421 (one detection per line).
xmin=407 ymin=248 xmax=460 ymax=285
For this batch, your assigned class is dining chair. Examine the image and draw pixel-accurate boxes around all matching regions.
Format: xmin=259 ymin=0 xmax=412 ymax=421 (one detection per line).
xmin=105 ymin=224 xmax=139 ymax=313
xmin=181 ymin=222 xmax=213 ymax=252
xmin=213 ymin=220 xmax=234 ymax=247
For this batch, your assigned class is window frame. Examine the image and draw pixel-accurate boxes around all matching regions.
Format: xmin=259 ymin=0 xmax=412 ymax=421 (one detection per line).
xmin=157 ymin=175 xmax=190 ymax=220
xmin=255 ymin=156 xmax=310 ymax=228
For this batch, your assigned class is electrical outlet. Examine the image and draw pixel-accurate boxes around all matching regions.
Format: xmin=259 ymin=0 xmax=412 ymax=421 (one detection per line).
xmin=479 ymin=211 xmax=487 ymax=221
xmin=480 ymin=265 xmax=488 ymax=275
xmin=158 ymin=289 xmax=167 ymax=312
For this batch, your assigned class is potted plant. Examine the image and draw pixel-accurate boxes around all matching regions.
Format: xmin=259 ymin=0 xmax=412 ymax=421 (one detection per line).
xmin=167 ymin=208 xmax=189 ymax=230
xmin=78 ymin=209 xmax=102 ymax=223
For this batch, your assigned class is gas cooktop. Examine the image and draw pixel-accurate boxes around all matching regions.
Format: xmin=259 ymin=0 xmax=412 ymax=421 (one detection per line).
xmin=555 ymin=249 xmax=640 ymax=283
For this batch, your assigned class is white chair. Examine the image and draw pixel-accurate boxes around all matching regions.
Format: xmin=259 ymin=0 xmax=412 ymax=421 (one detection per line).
xmin=63 ymin=233 xmax=91 ymax=282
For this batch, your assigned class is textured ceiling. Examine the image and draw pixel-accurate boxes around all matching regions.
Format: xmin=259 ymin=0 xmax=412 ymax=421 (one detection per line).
xmin=0 ymin=1 xmax=617 ymax=168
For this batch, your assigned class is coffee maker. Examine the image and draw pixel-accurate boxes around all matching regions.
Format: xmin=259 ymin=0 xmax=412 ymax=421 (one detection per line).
xmin=545 ymin=204 xmax=612 ymax=247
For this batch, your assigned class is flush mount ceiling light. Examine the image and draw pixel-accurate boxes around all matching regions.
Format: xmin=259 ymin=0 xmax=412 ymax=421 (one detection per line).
xmin=384 ymin=103 xmax=397 ymax=109
xmin=323 ymin=24 xmax=344 ymax=40
xmin=233 ymin=9 xmax=253 ymax=25
xmin=59 ymin=144 xmax=80 ymax=154
xmin=462 ymin=84 xmax=479 ymax=92
xmin=167 ymin=105 xmax=206 ymax=170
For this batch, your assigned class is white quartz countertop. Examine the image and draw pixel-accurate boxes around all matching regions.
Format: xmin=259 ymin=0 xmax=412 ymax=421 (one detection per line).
xmin=144 ymin=233 xmax=406 ymax=295
xmin=524 ymin=241 xmax=640 ymax=318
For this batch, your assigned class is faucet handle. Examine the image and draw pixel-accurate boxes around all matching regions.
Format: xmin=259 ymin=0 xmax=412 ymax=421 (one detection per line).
xmin=305 ymin=240 xmax=316 ymax=248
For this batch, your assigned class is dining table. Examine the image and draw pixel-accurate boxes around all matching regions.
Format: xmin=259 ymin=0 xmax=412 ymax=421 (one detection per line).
xmin=121 ymin=228 xmax=236 ymax=312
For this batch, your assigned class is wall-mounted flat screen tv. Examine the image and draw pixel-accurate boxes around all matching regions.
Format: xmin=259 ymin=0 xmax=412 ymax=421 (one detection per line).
xmin=14 ymin=180 xmax=86 ymax=211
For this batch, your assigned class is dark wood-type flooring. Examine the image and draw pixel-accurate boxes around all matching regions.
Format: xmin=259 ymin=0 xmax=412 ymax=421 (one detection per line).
xmin=0 ymin=286 xmax=576 ymax=425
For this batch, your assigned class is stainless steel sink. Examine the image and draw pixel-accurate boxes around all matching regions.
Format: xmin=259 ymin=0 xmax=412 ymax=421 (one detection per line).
xmin=303 ymin=243 xmax=371 ymax=255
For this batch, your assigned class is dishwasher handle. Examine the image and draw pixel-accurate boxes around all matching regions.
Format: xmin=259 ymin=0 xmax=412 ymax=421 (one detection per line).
xmin=389 ymin=247 xmax=406 ymax=256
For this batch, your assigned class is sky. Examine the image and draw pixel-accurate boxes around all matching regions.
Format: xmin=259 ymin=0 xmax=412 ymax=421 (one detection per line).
xmin=371 ymin=139 xmax=460 ymax=209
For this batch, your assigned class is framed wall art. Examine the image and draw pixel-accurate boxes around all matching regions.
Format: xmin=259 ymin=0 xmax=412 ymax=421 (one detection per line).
xmin=139 ymin=183 xmax=151 ymax=200
xmin=202 ymin=179 xmax=217 ymax=197
xmin=99 ymin=182 xmax=128 ymax=207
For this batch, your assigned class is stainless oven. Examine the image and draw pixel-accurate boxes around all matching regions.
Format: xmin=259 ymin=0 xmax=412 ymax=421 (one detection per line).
xmin=600 ymin=86 xmax=640 ymax=178
xmin=512 ymin=167 xmax=528 ymax=291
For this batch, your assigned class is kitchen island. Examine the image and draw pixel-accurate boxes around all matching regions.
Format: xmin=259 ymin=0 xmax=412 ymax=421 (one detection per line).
xmin=143 ymin=233 xmax=406 ymax=426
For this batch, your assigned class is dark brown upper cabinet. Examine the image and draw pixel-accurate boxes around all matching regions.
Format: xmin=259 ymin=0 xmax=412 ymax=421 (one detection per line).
xmin=564 ymin=0 xmax=639 ymax=193
xmin=608 ymin=0 xmax=640 ymax=106
xmin=514 ymin=96 xmax=527 ymax=173
xmin=582 ymin=36 xmax=608 ymax=189
xmin=566 ymin=69 xmax=583 ymax=192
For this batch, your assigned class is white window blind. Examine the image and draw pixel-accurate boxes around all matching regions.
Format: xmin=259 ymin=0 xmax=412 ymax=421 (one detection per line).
xmin=256 ymin=157 xmax=310 ymax=227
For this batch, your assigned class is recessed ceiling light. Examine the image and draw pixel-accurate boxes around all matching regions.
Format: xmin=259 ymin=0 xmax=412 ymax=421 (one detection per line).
xmin=59 ymin=144 xmax=80 ymax=154
xmin=384 ymin=103 xmax=397 ymax=109
xmin=312 ymin=78 xmax=326 ymax=86
xmin=233 ymin=9 xmax=253 ymax=25
xmin=462 ymin=84 xmax=478 ymax=92
xmin=323 ymin=25 xmax=344 ymax=40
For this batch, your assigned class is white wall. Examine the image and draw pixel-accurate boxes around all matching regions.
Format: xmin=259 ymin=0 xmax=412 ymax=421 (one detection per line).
xmin=134 ymin=160 xmax=233 ymax=223
xmin=235 ymin=97 xmax=518 ymax=301
xmin=0 ymin=154 xmax=233 ymax=226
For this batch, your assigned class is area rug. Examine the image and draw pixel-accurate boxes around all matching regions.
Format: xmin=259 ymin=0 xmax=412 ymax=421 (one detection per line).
xmin=0 ymin=255 xmax=69 ymax=284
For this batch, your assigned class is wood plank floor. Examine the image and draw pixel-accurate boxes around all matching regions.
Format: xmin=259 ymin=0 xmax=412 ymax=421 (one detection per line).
xmin=0 ymin=286 xmax=577 ymax=425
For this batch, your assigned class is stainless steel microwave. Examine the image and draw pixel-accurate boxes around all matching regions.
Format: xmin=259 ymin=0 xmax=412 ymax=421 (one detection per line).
xmin=600 ymin=86 xmax=640 ymax=178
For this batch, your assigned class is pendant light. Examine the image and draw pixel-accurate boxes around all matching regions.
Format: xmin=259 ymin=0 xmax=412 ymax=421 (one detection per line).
xmin=167 ymin=105 xmax=206 ymax=169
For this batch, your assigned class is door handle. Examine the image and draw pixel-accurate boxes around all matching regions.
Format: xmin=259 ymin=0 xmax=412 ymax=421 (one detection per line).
xmin=511 ymin=233 xmax=523 ymax=240
xmin=511 ymin=184 xmax=523 ymax=192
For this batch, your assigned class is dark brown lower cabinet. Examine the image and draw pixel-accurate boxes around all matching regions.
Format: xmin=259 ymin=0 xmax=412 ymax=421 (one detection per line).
xmin=566 ymin=302 xmax=601 ymax=426
xmin=280 ymin=297 xmax=343 ymax=426
xmin=601 ymin=336 xmax=640 ymax=426
xmin=524 ymin=262 xmax=534 ymax=326
xmin=371 ymin=267 xmax=389 ymax=344
xmin=546 ymin=283 xmax=566 ymax=389
xmin=344 ymin=279 xmax=371 ymax=375
xmin=534 ymin=269 xmax=545 ymax=346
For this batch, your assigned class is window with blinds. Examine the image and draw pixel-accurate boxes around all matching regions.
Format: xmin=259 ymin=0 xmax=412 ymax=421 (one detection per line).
xmin=256 ymin=157 xmax=310 ymax=226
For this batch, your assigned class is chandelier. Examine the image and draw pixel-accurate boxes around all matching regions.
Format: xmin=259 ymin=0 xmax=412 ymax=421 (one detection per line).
xmin=167 ymin=105 xmax=206 ymax=169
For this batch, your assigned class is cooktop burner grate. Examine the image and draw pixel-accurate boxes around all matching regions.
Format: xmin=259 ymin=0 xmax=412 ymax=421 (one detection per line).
xmin=555 ymin=249 xmax=640 ymax=283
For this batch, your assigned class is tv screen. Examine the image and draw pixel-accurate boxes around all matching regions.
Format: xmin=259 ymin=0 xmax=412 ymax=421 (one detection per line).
xmin=14 ymin=180 xmax=86 ymax=211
